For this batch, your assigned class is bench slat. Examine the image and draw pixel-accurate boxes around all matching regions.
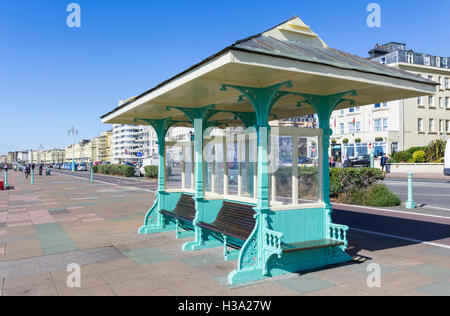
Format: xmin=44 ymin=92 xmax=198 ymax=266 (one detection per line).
xmin=281 ymin=239 xmax=344 ymax=254
xmin=160 ymin=194 xmax=196 ymax=223
xmin=198 ymin=201 xmax=256 ymax=243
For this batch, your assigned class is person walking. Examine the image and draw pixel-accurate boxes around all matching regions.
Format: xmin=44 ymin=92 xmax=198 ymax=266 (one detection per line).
xmin=24 ymin=164 xmax=30 ymax=179
xmin=380 ymin=153 xmax=389 ymax=173
xmin=39 ymin=164 xmax=43 ymax=176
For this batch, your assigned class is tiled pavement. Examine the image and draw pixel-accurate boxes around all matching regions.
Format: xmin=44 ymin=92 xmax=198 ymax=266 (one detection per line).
xmin=0 ymin=171 xmax=449 ymax=296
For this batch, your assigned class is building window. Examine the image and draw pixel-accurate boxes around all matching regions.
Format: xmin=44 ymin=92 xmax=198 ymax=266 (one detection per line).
xmin=344 ymin=144 xmax=355 ymax=158
xmin=374 ymin=142 xmax=387 ymax=157
xmin=418 ymin=118 xmax=423 ymax=132
xmin=429 ymin=96 xmax=434 ymax=107
xmin=446 ymin=97 xmax=450 ymax=109
xmin=447 ymin=120 xmax=450 ymax=133
xmin=424 ymin=55 xmax=431 ymax=66
xmin=428 ymin=75 xmax=433 ymax=81
xmin=429 ymin=119 xmax=435 ymax=132
xmin=437 ymin=57 xmax=441 ymax=68
xmin=374 ymin=119 xmax=382 ymax=132
xmin=418 ymin=97 xmax=423 ymax=107
xmin=356 ymin=122 xmax=361 ymax=133
xmin=407 ymin=53 xmax=414 ymax=64
xmin=383 ymin=118 xmax=389 ymax=131
xmin=340 ymin=123 xmax=344 ymax=134
xmin=355 ymin=143 xmax=368 ymax=156
xmin=348 ymin=122 xmax=355 ymax=134
xmin=439 ymin=97 xmax=443 ymax=109
xmin=439 ymin=119 xmax=444 ymax=133
xmin=349 ymin=108 xmax=355 ymax=113
xmin=446 ymin=78 xmax=449 ymax=89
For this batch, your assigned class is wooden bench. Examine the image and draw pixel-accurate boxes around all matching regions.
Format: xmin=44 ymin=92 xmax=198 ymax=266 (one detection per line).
xmin=197 ymin=201 xmax=256 ymax=250
xmin=159 ymin=194 xmax=196 ymax=225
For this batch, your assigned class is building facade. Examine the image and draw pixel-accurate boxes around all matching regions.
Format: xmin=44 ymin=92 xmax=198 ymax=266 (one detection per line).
xmin=330 ymin=42 xmax=449 ymax=159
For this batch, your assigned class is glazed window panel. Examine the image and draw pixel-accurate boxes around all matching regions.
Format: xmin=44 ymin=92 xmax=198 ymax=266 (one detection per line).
xmin=274 ymin=135 xmax=293 ymax=205
xmin=165 ymin=145 xmax=183 ymax=190
xmin=297 ymin=136 xmax=320 ymax=204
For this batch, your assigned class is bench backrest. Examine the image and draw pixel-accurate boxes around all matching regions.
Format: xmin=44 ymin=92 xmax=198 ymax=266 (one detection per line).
xmin=173 ymin=194 xmax=196 ymax=219
xmin=212 ymin=201 xmax=256 ymax=239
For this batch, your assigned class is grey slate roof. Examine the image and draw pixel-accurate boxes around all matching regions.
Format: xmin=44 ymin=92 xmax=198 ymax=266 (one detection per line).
xmin=233 ymin=35 xmax=433 ymax=85
xmin=101 ymin=20 xmax=436 ymax=119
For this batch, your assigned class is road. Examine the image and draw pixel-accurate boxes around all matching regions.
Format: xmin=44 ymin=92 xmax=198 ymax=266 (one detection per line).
xmin=384 ymin=178 xmax=450 ymax=211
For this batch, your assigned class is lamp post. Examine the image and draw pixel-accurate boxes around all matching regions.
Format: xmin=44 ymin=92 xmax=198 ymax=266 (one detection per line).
xmin=370 ymin=105 xmax=375 ymax=168
xmin=68 ymin=126 xmax=79 ymax=172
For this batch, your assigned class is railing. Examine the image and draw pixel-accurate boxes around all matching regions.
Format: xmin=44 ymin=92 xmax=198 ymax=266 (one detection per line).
xmin=328 ymin=223 xmax=349 ymax=246
xmin=264 ymin=229 xmax=283 ymax=258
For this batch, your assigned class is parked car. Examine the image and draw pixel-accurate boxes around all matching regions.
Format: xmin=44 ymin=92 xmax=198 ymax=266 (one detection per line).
xmin=77 ymin=164 xmax=88 ymax=172
xmin=350 ymin=155 xmax=371 ymax=168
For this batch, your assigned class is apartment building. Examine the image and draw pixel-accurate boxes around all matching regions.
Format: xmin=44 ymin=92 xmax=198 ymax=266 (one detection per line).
xmin=65 ymin=140 xmax=94 ymax=163
xmin=43 ymin=149 xmax=65 ymax=164
xmin=330 ymin=42 xmax=449 ymax=159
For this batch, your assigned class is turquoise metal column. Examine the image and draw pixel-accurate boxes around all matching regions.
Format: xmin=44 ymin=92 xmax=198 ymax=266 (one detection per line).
xmin=90 ymin=168 xmax=94 ymax=183
xmin=31 ymin=168 xmax=34 ymax=185
xmin=406 ymin=172 xmax=415 ymax=209
xmin=221 ymin=81 xmax=294 ymax=283
xmin=4 ymin=170 xmax=8 ymax=188
xmin=370 ymin=152 xmax=375 ymax=168
xmin=193 ymin=118 xmax=204 ymax=199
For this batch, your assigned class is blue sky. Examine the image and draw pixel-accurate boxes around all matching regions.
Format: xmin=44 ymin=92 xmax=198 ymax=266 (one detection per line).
xmin=1 ymin=0 xmax=449 ymax=155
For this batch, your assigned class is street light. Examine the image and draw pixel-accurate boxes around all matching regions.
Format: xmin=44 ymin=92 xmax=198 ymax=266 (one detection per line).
xmin=68 ymin=126 xmax=79 ymax=172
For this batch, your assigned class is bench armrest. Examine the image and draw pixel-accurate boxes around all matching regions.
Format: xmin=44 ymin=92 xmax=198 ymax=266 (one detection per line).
xmin=264 ymin=229 xmax=283 ymax=259
xmin=328 ymin=223 xmax=349 ymax=246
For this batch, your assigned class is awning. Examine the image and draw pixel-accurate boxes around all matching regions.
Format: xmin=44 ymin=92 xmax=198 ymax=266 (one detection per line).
xmin=101 ymin=16 xmax=437 ymax=127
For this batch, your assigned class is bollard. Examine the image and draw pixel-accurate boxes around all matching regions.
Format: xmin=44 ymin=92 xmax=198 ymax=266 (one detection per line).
xmin=31 ymin=169 xmax=35 ymax=185
xmin=4 ymin=170 xmax=8 ymax=188
xmin=370 ymin=152 xmax=375 ymax=168
xmin=405 ymin=172 xmax=415 ymax=209
xmin=90 ymin=168 xmax=94 ymax=183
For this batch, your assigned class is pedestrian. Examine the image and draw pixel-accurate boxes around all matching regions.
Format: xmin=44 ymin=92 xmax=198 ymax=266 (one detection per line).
xmin=380 ymin=153 xmax=389 ymax=173
xmin=39 ymin=164 xmax=43 ymax=176
xmin=330 ymin=156 xmax=336 ymax=168
xmin=24 ymin=164 xmax=30 ymax=179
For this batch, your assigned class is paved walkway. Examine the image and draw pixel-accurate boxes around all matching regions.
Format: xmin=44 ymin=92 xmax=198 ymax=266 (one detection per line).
xmin=0 ymin=171 xmax=449 ymax=296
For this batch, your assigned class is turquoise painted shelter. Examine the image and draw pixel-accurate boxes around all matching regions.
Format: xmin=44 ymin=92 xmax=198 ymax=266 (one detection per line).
xmin=101 ymin=16 xmax=436 ymax=285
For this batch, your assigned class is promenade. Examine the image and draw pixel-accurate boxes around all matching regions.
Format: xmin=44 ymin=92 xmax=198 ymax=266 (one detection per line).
xmin=0 ymin=171 xmax=449 ymax=296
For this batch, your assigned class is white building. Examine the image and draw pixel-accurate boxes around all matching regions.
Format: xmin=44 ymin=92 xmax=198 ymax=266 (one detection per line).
xmin=329 ymin=43 xmax=449 ymax=160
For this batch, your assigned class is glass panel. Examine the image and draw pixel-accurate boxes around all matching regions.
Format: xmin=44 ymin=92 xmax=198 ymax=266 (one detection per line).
xmin=227 ymin=141 xmax=239 ymax=195
xmin=214 ymin=142 xmax=224 ymax=195
xmin=275 ymin=136 xmax=293 ymax=205
xmin=165 ymin=145 xmax=183 ymax=189
xmin=204 ymin=141 xmax=214 ymax=193
xmin=297 ymin=136 xmax=319 ymax=204
xmin=183 ymin=144 xmax=193 ymax=190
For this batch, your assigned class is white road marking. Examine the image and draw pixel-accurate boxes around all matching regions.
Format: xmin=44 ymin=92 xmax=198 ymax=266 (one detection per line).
xmin=350 ymin=228 xmax=450 ymax=250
